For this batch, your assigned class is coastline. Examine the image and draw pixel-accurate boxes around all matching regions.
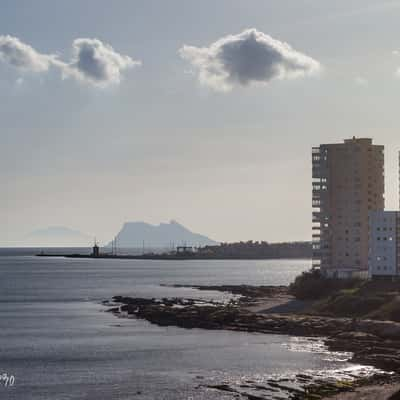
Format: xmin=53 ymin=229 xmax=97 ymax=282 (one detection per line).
xmin=106 ymin=284 xmax=400 ymax=399
xmin=37 ymin=253 xmax=312 ymax=260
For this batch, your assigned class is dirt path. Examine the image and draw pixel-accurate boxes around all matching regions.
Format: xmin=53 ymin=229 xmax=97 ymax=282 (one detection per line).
xmin=243 ymin=294 xmax=311 ymax=314
xmin=327 ymin=384 xmax=400 ymax=399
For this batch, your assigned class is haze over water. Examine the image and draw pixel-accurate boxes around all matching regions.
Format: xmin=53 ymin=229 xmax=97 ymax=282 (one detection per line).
xmin=0 ymin=254 xmax=369 ymax=399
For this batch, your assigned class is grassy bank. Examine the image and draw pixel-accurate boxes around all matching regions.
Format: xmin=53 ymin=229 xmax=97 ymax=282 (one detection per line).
xmin=290 ymin=270 xmax=400 ymax=321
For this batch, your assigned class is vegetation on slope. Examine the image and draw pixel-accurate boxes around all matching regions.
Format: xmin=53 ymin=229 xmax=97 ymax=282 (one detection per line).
xmin=289 ymin=269 xmax=361 ymax=300
xmin=289 ymin=270 xmax=400 ymax=322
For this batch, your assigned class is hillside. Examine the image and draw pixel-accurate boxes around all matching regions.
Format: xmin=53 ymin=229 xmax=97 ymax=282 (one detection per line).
xmin=24 ymin=226 xmax=92 ymax=247
xmin=290 ymin=270 xmax=400 ymax=322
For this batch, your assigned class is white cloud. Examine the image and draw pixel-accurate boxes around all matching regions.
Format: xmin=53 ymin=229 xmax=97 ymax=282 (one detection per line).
xmin=0 ymin=35 xmax=56 ymax=73
xmin=179 ymin=28 xmax=321 ymax=91
xmin=354 ymin=76 xmax=368 ymax=86
xmin=393 ymin=50 xmax=400 ymax=78
xmin=0 ymin=35 xmax=140 ymax=88
xmin=62 ymin=38 xmax=141 ymax=87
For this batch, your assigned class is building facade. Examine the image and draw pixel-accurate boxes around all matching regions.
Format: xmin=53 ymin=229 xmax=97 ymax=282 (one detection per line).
xmin=368 ymin=211 xmax=400 ymax=278
xmin=312 ymin=137 xmax=385 ymax=278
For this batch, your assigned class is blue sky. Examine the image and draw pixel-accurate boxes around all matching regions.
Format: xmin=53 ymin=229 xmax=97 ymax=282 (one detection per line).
xmin=2 ymin=1 xmax=400 ymax=245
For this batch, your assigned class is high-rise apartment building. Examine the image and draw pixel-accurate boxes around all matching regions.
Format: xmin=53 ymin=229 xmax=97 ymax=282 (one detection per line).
xmin=312 ymin=137 xmax=384 ymax=278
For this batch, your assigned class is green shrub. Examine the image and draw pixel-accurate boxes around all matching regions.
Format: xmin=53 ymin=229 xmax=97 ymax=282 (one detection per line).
xmin=289 ymin=269 xmax=361 ymax=300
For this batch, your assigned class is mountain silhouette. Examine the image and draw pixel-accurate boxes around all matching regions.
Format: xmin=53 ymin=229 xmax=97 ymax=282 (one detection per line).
xmin=108 ymin=220 xmax=218 ymax=248
xmin=25 ymin=226 xmax=92 ymax=247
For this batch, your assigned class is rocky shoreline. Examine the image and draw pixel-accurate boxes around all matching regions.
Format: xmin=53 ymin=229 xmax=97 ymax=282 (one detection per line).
xmin=106 ymin=285 xmax=400 ymax=399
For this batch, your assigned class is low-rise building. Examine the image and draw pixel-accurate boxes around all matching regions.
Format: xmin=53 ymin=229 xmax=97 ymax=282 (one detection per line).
xmin=368 ymin=211 xmax=400 ymax=278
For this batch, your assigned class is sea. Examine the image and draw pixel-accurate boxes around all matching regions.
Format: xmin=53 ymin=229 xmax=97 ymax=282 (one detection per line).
xmin=0 ymin=249 xmax=376 ymax=399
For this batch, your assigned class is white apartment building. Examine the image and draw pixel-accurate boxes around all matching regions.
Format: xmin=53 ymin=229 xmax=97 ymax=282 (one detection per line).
xmin=368 ymin=211 xmax=400 ymax=278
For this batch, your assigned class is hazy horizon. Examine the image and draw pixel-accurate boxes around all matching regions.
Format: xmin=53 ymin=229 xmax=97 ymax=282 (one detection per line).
xmin=8 ymin=219 xmax=317 ymax=248
xmin=3 ymin=1 xmax=400 ymax=246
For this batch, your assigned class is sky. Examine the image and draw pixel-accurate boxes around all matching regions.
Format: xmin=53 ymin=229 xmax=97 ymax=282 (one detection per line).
xmin=2 ymin=0 xmax=400 ymax=246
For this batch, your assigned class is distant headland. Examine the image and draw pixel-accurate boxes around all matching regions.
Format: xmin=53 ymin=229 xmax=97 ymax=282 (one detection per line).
xmin=34 ymin=220 xmax=312 ymax=260
xmin=107 ymin=220 xmax=218 ymax=248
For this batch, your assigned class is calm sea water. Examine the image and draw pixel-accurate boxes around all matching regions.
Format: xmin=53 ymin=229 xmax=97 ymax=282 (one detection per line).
xmin=0 ymin=254 xmax=365 ymax=399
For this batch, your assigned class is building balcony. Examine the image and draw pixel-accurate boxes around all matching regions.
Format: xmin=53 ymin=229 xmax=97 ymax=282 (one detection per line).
xmin=313 ymin=250 xmax=331 ymax=259
xmin=312 ymin=260 xmax=321 ymax=269
xmin=312 ymin=213 xmax=322 ymax=222
xmin=315 ymin=246 xmax=330 ymax=254
xmin=312 ymin=170 xmax=324 ymax=179
xmin=312 ymin=171 xmax=326 ymax=179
